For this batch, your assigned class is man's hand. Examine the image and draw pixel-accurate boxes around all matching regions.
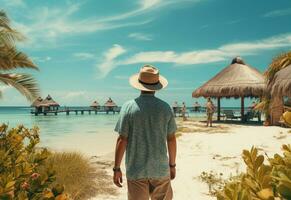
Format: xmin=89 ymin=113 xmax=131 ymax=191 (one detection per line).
xmin=170 ymin=167 xmax=176 ymax=180
xmin=113 ymin=170 xmax=123 ymax=187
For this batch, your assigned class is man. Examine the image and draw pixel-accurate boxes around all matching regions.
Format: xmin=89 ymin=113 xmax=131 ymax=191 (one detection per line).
xmin=113 ymin=65 xmax=177 ymax=200
xmin=206 ymin=97 xmax=215 ymax=127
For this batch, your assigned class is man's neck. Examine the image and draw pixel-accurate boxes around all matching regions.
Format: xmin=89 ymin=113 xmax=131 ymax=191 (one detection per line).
xmin=141 ymin=91 xmax=155 ymax=95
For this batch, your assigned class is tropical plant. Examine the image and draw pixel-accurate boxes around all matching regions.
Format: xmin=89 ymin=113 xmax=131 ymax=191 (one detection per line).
xmin=216 ymin=145 xmax=291 ymax=200
xmin=0 ymin=10 xmax=39 ymax=101
xmin=0 ymin=124 xmax=68 ymax=199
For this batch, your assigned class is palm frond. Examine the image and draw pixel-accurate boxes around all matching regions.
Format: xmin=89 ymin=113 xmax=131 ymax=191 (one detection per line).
xmin=0 ymin=10 xmax=9 ymax=29
xmin=0 ymin=10 xmax=25 ymax=45
xmin=0 ymin=45 xmax=38 ymax=70
xmin=0 ymin=29 xmax=25 ymax=46
xmin=0 ymin=73 xmax=39 ymax=101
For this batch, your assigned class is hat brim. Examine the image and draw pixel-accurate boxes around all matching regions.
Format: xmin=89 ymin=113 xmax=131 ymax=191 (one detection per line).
xmin=129 ymin=73 xmax=168 ymax=91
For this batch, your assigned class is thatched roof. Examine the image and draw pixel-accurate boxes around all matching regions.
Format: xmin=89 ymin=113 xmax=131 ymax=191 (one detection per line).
xmin=270 ymin=65 xmax=291 ymax=97
xmin=31 ymin=97 xmax=43 ymax=107
xmin=90 ymin=101 xmax=99 ymax=107
xmin=39 ymin=95 xmax=60 ymax=107
xmin=192 ymin=57 xmax=266 ymax=98
xmin=104 ymin=98 xmax=117 ymax=107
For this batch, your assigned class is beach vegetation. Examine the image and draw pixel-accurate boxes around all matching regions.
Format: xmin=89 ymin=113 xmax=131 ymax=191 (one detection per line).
xmin=45 ymin=152 xmax=116 ymax=200
xmin=216 ymin=144 xmax=291 ymax=200
xmin=256 ymin=51 xmax=291 ymax=125
xmin=0 ymin=124 xmax=68 ymax=200
xmin=0 ymin=10 xmax=39 ymax=101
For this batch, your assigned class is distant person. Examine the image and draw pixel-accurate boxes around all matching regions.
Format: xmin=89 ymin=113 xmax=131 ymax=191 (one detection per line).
xmin=206 ymin=97 xmax=215 ymax=127
xmin=193 ymin=101 xmax=201 ymax=112
xmin=250 ymin=101 xmax=257 ymax=110
xmin=172 ymin=101 xmax=179 ymax=117
xmin=181 ymin=102 xmax=187 ymax=121
xmin=113 ymin=65 xmax=177 ymax=200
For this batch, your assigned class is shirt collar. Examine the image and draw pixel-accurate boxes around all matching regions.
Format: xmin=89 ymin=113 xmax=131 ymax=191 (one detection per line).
xmin=140 ymin=93 xmax=155 ymax=97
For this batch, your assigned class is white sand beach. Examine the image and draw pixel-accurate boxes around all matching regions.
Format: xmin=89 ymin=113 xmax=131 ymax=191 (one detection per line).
xmin=93 ymin=120 xmax=290 ymax=200
xmin=41 ymin=119 xmax=290 ymax=200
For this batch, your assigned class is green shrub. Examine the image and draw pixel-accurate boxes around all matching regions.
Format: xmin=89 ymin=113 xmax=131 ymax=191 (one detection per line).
xmin=45 ymin=152 xmax=116 ymax=200
xmin=217 ymin=144 xmax=291 ymax=200
xmin=0 ymin=124 xmax=68 ymax=200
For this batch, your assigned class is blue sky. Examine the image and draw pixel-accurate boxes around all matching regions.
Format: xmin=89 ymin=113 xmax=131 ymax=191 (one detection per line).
xmin=0 ymin=0 xmax=291 ymax=107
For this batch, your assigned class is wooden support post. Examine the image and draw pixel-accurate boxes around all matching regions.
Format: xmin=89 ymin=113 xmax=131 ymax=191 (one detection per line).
xmin=75 ymin=111 xmax=78 ymax=115
xmin=95 ymin=111 xmax=97 ymax=114
xmin=241 ymin=97 xmax=244 ymax=122
xmin=81 ymin=110 xmax=84 ymax=115
xmin=217 ymin=97 xmax=221 ymax=121
xmin=55 ymin=112 xmax=57 ymax=115
xmin=66 ymin=111 xmax=69 ymax=115
xmin=89 ymin=110 xmax=91 ymax=115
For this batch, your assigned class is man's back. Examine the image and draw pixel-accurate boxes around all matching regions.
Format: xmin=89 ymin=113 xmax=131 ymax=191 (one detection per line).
xmin=115 ymin=93 xmax=177 ymax=180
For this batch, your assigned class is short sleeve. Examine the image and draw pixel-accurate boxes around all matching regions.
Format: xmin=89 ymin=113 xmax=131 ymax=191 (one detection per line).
xmin=114 ymin=104 xmax=130 ymax=137
xmin=167 ymin=111 xmax=177 ymax=135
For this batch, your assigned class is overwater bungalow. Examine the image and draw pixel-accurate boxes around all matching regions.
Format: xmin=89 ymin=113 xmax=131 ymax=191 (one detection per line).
xmin=31 ymin=95 xmax=60 ymax=115
xmin=192 ymin=57 xmax=266 ymax=122
xmin=90 ymin=101 xmax=100 ymax=110
xmin=104 ymin=97 xmax=117 ymax=114
xmin=31 ymin=97 xmax=43 ymax=113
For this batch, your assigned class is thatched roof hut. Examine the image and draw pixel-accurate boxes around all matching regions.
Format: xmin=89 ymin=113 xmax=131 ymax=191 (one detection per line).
xmin=90 ymin=101 xmax=100 ymax=108
xmin=40 ymin=95 xmax=60 ymax=107
xmin=192 ymin=57 xmax=266 ymax=98
xmin=104 ymin=98 xmax=117 ymax=107
xmin=270 ymin=65 xmax=291 ymax=97
xmin=192 ymin=57 xmax=266 ymax=121
xmin=31 ymin=97 xmax=43 ymax=107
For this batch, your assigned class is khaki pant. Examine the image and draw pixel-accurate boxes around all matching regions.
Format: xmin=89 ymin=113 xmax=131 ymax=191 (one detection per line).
xmin=127 ymin=177 xmax=173 ymax=200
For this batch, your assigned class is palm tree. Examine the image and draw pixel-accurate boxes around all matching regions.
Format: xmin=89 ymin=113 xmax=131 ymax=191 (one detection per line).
xmin=0 ymin=10 xmax=39 ymax=101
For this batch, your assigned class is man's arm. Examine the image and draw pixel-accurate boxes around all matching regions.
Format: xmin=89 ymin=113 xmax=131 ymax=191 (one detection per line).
xmin=113 ymin=135 xmax=128 ymax=187
xmin=167 ymin=134 xmax=177 ymax=180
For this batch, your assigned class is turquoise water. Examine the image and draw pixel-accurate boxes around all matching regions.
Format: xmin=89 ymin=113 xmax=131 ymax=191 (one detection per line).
xmin=0 ymin=106 xmax=243 ymax=155
xmin=0 ymin=107 xmax=121 ymax=155
xmin=0 ymin=107 xmax=119 ymax=136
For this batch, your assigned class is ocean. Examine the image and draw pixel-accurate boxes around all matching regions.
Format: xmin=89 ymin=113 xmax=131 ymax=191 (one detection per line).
xmin=0 ymin=106 xmax=242 ymax=156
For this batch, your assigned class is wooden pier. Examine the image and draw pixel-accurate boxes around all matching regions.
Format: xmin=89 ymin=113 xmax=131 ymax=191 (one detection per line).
xmin=31 ymin=107 xmax=121 ymax=116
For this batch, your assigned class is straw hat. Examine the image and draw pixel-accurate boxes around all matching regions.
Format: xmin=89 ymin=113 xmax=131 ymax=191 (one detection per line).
xmin=129 ymin=65 xmax=168 ymax=91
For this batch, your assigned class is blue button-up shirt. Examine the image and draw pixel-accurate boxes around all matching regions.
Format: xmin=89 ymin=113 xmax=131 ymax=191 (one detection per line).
xmin=115 ymin=93 xmax=177 ymax=180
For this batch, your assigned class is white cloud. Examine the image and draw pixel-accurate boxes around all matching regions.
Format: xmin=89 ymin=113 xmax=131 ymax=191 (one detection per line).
xmin=141 ymin=0 xmax=161 ymax=9
xmin=97 ymin=44 xmax=127 ymax=78
xmin=10 ymin=0 xmax=202 ymax=49
xmin=32 ymin=56 xmax=51 ymax=63
xmin=73 ymin=53 xmax=95 ymax=60
xmin=1 ymin=0 xmax=25 ymax=7
xmin=263 ymin=8 xmax=291 ymax=17
xmin=128 ymin=33 xmax=153 ymax=41
xmin=96 ymin=33 xmax=291 ymax=77
xmin=219 ymin=34 xmax=291 ymax=53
